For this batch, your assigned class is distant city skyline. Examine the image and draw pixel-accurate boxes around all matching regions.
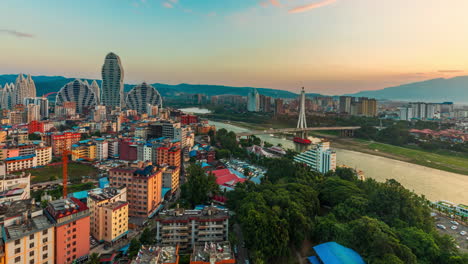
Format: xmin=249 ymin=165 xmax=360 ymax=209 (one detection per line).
xmin=2 ymin=0 xmax=468 ymax=95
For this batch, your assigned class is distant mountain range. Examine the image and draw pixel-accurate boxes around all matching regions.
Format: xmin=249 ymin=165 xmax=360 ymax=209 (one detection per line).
xmin=2 ymin=74 xmax=468 ymax=102
xmin=0 ymin=74 xmax=300 ymax=99
xmin=348 ymin=76 xmax=468 ymax=103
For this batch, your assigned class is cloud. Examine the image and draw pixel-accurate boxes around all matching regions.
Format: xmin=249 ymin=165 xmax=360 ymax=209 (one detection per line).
xmin=0 ymin=29 xmax=34 ymax=38
xmin=269 ymin=0 xmax=282 ymax=7
xmin=288 ymin=0 xmax=337 ymax=14
xmin=162 ymin=2 xmax=173 ymax=8
xmin=438 ymin=70 xmax=464 ymax=73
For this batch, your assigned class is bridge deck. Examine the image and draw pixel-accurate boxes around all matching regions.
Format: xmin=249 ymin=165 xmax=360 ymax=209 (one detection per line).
xmin=236 ymin=126 xmax=361 ymax=137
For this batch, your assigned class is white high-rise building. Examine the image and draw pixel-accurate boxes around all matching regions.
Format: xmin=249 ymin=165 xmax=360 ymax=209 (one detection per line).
xmin=96 ymin=139 xmax=109 ymax=160
xmin=56 ymin=79 xmax=98 ymax=113
xmin=247 ymin=88 xmax=259 ymax=112
xmin=0 ymin=83 xmax=15 ymax=109
xmin=13 ymin=74 xmax=36 ymax=106
xmin=93 ymin=105 xmax=107 ymax=122
xmin=125 ymin=82 xmax=163 ymax=114
xmin=101 ymin=52 xmax=124 ymax=108
xmin=294 ymin=142 xmax=336 ymax=174
xmin=24 ymin=97 xmax=49 ymax=119
xmin=90 ymin=80 xmax=101 ymax=104
xmin=26 ymin=104 xmax=40 ymax=122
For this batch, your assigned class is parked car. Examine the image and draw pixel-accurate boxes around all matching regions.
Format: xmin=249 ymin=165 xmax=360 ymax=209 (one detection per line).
xmin=437 ymin=224 xmax=446 ymax=230
xmin=450 ymin=221 xmax=459 ymax=225
xmin=451 ymin=225 xmax=458 ymax=230
xmin=460 ymin=231 xmax=467 ymax=236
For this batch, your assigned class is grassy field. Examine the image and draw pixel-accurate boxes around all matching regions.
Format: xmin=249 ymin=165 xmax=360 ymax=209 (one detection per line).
xmin=25 ymin=163 xmax=99 ymax=184
xmin=334 ymin=139 xmax=468 ymax=175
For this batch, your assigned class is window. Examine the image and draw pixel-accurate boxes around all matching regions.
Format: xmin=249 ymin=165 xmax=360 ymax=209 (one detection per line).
xmin=42 ymin=230 xmax=48 ymax=235
xmin=29 ymin=234 xmax=34 ymax=240
xmin=14 ymin=239 xmax=20 ymax=245
xmin=15 ymin=248 xmax=21 ymax=254
xmin=43 ymin=245 xmax=48 ymax=251
xmin=29 ymin=242 xmax=34 ymax=248
xmin=15 ymin=256 xmax=21 ymax=263
xmin=42 ymin=238 xmax=48 ymax=243
xmin=29 ymin=251 xmax=34 ymax=256
xmin=43 ymin=253 xmax=48 ymax=259
xmin=30 ymin=260 xmax=35 ymax=264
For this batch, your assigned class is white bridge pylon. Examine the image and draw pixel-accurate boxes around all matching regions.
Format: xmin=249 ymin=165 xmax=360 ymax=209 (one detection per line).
xmin=297 ymin=87 xmax=307 ymax=129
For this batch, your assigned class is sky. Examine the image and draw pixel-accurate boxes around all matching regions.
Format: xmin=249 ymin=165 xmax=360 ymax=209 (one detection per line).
xmin=1 ymin=0 xmax=468 ymax=95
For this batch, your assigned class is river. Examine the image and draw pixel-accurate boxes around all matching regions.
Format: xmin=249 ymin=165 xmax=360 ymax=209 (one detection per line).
xmin=208 ymin=120 xmax=468 ymax=204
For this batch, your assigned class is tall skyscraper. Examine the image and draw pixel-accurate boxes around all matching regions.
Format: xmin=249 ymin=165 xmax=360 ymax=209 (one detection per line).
xmin=13 ymin=74 xmax=36 ymax=106
xmin=101 ymin=52 xmax=124 ymax=108
xmin=125 ymin=82 xmax=163 ymax=114
xmin=339 ymin=96 xmax=352 ymax=114
xmin=247 ymin=88 xmax=259 ymax=112
xmin=56 ymin=79 xmax=98 ymax=113
xmin=90 ymin=80 xmax=101 ymax=104
xmin=0 ymin=83 xmax=14 ymax=109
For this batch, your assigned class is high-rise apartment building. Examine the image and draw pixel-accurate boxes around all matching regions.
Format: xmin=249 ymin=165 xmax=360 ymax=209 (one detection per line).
xmin=125 ymin=82 xmax=163 ymax=114
xmin=1 ymin=199 xmax=55 ymax=264
xmin=247 ymin=88 xmax=260 ymax=112
xmin=13 ymin=74 xmax=36 ymax=106
xmin=109 ymin=165 xmax=162 ymax=218
xmin=274 ymin=98 xmax=284 ymax=115
xmin=294 ymin=142 xmax=336 ymax=174
xmin=26 ymin=104 xmax=40 ymax=122
xmin=90 ymin=80 xmax=101 ymax=104
xmin=0 ymin=82 xmax=15 ymax=109
xmin=339 ymin=96 xmax=353 ymax=114
xmin=56 ymin=79 xmax=98 ymax=114
xmin=95 ymin=139 xmax=109 ymax=160
xmin=101 ymin=52 xmax=124 ymax=108
xmin=157 ymin=144 xmax=181 ymax=167
xmin=24 ymin=97 xmax=49 ymax=119
xmin=45 ymin=198 xmax=90 ymax=264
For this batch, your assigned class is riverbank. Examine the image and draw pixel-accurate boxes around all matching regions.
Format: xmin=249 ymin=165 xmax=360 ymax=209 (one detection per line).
xmin=209 ymin=119 xmax=468 ymax=176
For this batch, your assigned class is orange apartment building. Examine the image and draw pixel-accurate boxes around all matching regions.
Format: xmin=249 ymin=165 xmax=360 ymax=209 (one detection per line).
xmin=109 ymin=165 xmax=162 ymax=219
xmin=157 ymin=145 xmax=181 ymax=167
xmin=45 ymin=198 xmax=90 ymax=264
xmin=162 ymin=166 xmax=180 ymax=194
xmin=50 ymin=132 xmax=81 ymax=156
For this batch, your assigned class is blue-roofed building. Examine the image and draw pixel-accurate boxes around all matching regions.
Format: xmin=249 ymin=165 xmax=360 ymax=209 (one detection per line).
xmin=99 ymin=177 xmax=110 ymax=188
xmin=307 ymin=242 xmax=365 ymax=264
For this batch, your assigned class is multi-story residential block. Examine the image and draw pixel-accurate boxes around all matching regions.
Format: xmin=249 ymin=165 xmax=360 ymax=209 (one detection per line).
xmin=131 ymin=245 xmax=179 ymax=264
xmin=55 ymin=101 xmax=76 ymax=118
xmin=180 ymin=115 xmax=198 ymax=125
xmin=1 ymin=199 xmax=55 ymax=264
xmin=26 ymin=104 xmax=40 ymax=123
xmin=247 ymin=88 xmax=259 ymax=112
xmin=71 ymin=141 xmax=96 ymax=161
xmin=4 ymin=155 xmax=37 ymax=173
xmin=294 ymin=141 xmax=336 ymax=174
xmin=23 ymin=97 xmax=49 ymax=119
xmin=8 ymin=111 xmax=24 ymax=125
xmin=157 ymin=145 xmax=181 ymax=167
xmin=95 ymin=139 xmax=109 ymax=161
xmin=109 ymin=165 xmax=162 ymax=218
xmin=118 ymin=138 xmax=138 ymax=161
xmin=190 ymin=242 xmax=235 ymax=264
xmin=35 ymin=145 xmax=52 ymax=166
xmin=155 ymin=206 xmax=229 ymax=250
xmin=28 ymin=120 xmax=54 ymax=134
xmin=0 ymin=171 xmax=30 ymax=203
xmin=162 ymin=166 xmax=180 ymax=194
xmin=50 ymin=132 xmax=81 ymax=156
xmin=148 ymin=121 xmax=181 ymax=140
xmin=87 ymin=187 xmax=128 ymax=244
xmin=45 ymin=198 xmax=90 ymax=264
xmin=108 ymin=139 xmax=119 ymax=159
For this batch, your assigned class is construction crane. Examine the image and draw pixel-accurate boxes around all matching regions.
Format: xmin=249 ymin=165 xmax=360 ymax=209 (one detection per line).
xmin=61 ymin=149 xmax=94 ymax=198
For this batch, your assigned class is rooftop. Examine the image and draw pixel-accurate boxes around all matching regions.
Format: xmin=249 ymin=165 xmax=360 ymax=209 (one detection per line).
xmin=131 ymin=245 xmax=178 ymax=264
xmin=46 ymin=197 xmax=89 ymax=220
xmin=308 ymin=242 xmax=365 ymax=264
xmin=88 ymin=187 xmax=126 ymax=202
xmin=157 ymin=205 xmax=229 ymax=222
xmin=191 ymin=242 xmax=233 ymax=263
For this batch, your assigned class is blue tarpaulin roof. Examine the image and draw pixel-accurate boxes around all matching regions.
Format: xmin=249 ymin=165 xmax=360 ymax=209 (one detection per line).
xmin=69 ymin=190 xmax=89 ymax=200
xmin=311 ymin=242 xmax=365 ymax=264
xmin=99 ymin=177 xmax=110 ymax=188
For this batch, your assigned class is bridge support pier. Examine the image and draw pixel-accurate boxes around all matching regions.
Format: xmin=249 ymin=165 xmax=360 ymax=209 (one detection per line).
xmin=340 ymin=129 xmax=354 ymax=137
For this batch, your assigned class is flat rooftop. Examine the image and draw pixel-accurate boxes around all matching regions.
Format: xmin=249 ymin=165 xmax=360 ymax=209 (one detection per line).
xmin=191 ymin=242 xmax=233 ymax=263
xmin=131 ymin=245 xmax=178 ymax=264
xmin=88 ymin=187 xmax=126 ymax=202
xmin=3 ymin=215 xmax=53 ymax=242
xmin=157 ymin=206 xmax=229 ymax=222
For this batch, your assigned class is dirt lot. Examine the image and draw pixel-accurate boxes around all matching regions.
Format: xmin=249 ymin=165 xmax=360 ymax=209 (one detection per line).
xmin=434 ymin=214 xmax=467 ymax=253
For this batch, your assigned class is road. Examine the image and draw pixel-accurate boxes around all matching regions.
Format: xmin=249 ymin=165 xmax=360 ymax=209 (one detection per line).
xmin=233 ymin=223 xmax=248 ymax=264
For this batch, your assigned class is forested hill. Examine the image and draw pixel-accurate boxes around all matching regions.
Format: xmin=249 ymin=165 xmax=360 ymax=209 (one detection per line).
xmin=0 ymin=74 xmax=301 ymax=99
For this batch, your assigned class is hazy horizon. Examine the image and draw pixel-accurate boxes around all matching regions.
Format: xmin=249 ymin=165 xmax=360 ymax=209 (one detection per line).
xmin=2 ymin=0 xmax=468 ymax=95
